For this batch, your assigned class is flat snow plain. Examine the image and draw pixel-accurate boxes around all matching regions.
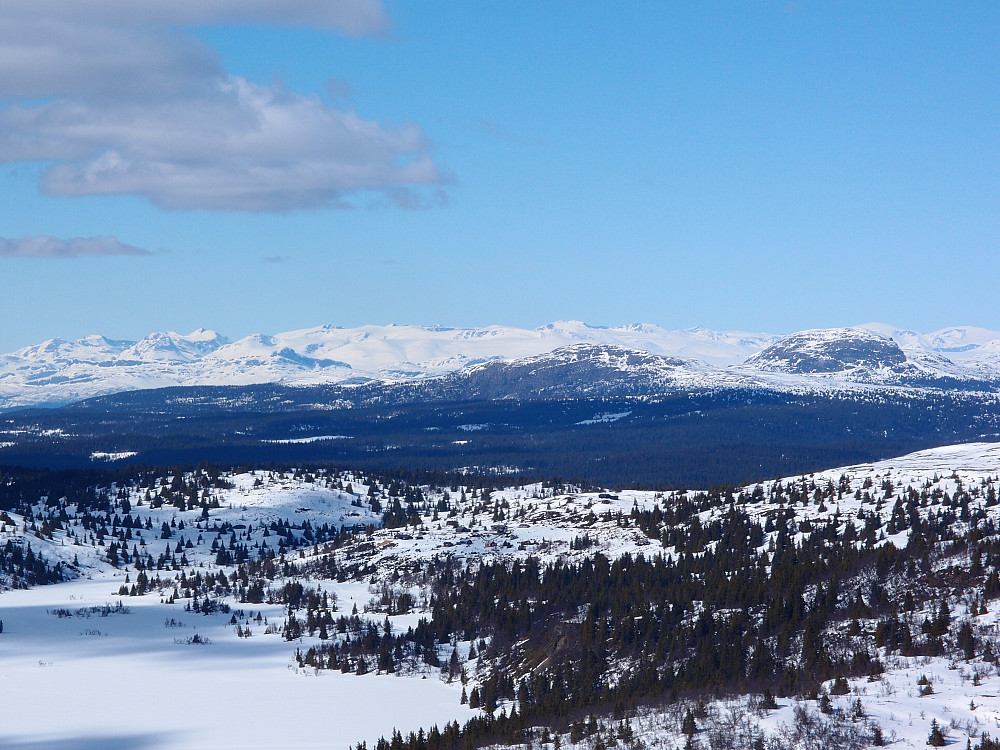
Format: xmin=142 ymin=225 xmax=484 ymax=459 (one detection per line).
xmin=0 ymin=575 xmax=467 ymax=749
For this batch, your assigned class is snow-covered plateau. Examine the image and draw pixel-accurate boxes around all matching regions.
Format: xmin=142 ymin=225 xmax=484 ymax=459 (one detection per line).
xmin=3 ymin=443 xmax=1000 ymax=747
xmin=3 ymin=322 xmax=1000 ymax=410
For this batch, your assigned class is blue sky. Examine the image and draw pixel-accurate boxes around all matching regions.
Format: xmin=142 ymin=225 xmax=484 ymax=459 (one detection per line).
xmin=2 ymin=1 xmax=998 ymax=351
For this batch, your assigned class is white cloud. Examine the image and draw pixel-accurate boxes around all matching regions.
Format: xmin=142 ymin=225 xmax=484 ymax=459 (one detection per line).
xmin=0 ymin=1 xmax=389 ymax=37
xmin=0 ymin=20 xmax=219 ymax=100
xmin=0 ymin=78 xmax=444 ymax=211
xmin=0 ymin=235 xmax=154 ymax=258
xmin=0 ymin=1 xmax=447 ymax=212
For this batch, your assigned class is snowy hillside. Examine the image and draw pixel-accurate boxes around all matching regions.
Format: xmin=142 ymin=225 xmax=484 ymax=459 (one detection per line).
xmin=410 ymin=343 xmax=764 ymax=401
xmin=863 ymin=324 xmax=1000 ymax=380
xmin=746 ymin=328 xmax=910 ymax=374
xmin=4 ymin=444 xmax=1000 ymax=747
xmin=744 ymin=327 xmax=984 ymax=387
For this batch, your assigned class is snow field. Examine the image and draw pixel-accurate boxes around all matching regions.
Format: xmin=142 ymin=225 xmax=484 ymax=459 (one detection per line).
xmin=0 ymin=575 xmax=472 ymax=749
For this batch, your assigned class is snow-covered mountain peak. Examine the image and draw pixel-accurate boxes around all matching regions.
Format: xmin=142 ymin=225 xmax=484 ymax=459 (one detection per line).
xmin=7 ymin=335 xmax=129 ymax=365
xmin=859 ymin=323 xmax=1000 ymax=364
xmin=214 ymin=333 xmax=277 ymax=354
xmin=739 ymin=327 xmax=1000 ymax=389
xmin=744 ymin=327 xmax=910 ymax=374
xmin=120 ymin=330 xmax=230 ymax=363
xmin=507 ymin=342 xmax=699 ymax=370
xmin=184 ymin=327 xmax=226 ymax=343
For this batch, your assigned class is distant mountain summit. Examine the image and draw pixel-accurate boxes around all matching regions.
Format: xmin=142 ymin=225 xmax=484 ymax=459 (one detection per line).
xmin=745 ymin=328 xmax=908 ymax=374
xmin=744 ymin=327 xmax=996 ymax=389
xmin=118 ymin=329 xmax=230 ymax=363
xmin=1 ymin=322 xmax=999 ymax=410
xmin=443 ymin=343 xmax=726 ymax=400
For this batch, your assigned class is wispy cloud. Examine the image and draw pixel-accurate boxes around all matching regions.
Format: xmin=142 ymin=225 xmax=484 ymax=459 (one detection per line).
xmin=0 ymin=1 xmax=390 ymax=38
xmin=263 ymin=255 xmax=287 ymax=264
xmin=0 ymin=235 xmax=154 ymax=258
xmin=0 ymin=2 xmax=447 ymax=213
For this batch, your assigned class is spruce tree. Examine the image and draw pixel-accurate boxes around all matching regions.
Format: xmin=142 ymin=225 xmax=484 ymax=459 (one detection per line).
xmin=681 ymin=708 xmax=697 ymax=736
xmin=927 ymin=719 xmax=946 ymax=747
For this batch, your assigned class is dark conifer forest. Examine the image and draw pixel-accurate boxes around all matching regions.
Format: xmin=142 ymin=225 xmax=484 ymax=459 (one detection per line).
xmin=4 ymin=384 xmax=999 ymax=487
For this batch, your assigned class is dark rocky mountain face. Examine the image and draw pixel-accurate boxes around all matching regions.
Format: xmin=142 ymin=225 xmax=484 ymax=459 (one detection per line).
xmin=745 ymin=329 xmax=909 ymax=374
xmin=442 ymin=344 xmax=706 ymax=400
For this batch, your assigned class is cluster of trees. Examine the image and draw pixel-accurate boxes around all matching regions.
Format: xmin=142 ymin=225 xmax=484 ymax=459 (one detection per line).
xmin=0 ymin=464 xmax=399 ymax=584
xmin=0 ymin=538 xmax=64 ymax=587
xmin=310 ymin=480 xmax=1000 ymax=749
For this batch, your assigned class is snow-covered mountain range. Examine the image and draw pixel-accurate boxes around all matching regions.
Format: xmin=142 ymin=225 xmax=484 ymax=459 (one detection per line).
xmin=2 ymin=321 xmax=999 ymax=410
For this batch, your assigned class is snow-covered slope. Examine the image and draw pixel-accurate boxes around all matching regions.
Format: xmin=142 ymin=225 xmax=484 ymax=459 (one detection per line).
xmin=7 ymin=443 xmax=1000 ymax=750
xmin=0 ymin=322 xmax=776 ymax=410
xmin=3 ymin=322 xmax=1000 ymax=410
xmin=397 ymin=343 xmax=765 ymax=401
xmin=118 ymin=328 xmax=229 ymax=363
xmin=5 ymin=444 xmax=1000 ymax=747
xmin=861 ymin=323 xmax=1000 ymax=367
xmin=746 ymin=328 xmax=909 ymax=374
xmin=0 ymin=329 xmax=232 ymax=408
xmin=744 ymin=326 xmax=997 ymax=389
